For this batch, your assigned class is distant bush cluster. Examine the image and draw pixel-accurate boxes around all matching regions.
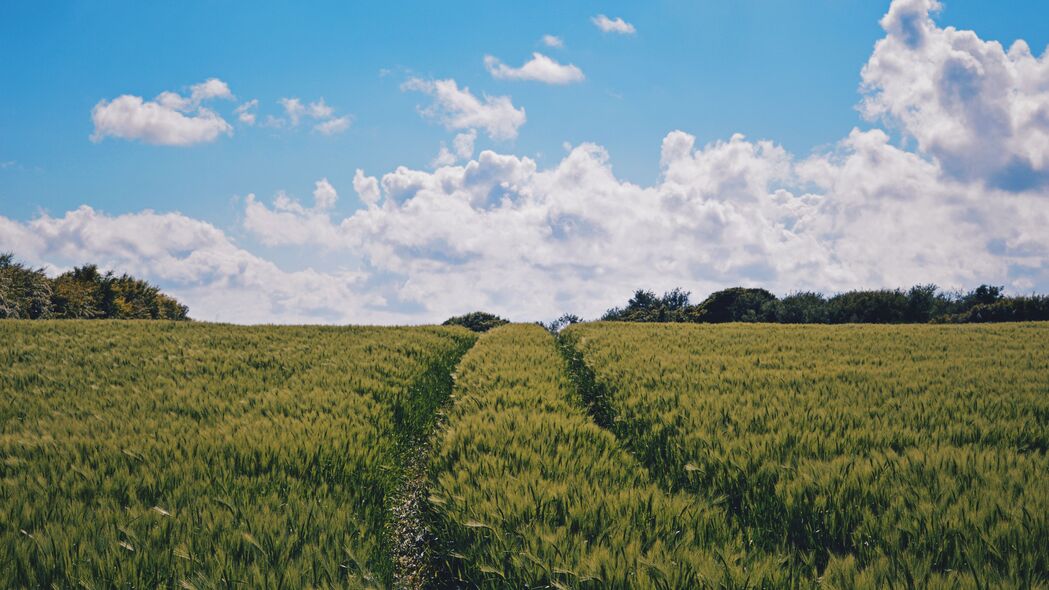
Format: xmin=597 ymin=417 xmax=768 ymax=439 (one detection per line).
xmin=0 ymin=253 xmax=189 ymax=320
xmin=441 ymin=311 xmax=509 ymax=332
xmin=602 ymin=285 xmax=1049 ymax=324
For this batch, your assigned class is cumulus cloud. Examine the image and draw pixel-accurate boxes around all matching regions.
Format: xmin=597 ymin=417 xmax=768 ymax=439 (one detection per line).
xmin=90 ymin=78 xmax=235 ymax=146
xmin=402 ymin=78 xmax=526 ymax=140
xmin=592 ymin=15 xmax=635 ymax=35
xmin=233 ymin=123 xmax=1049 ymax=321
xmin=860 ymin=0 xmax=1049 ymax=191
xmin=484 ymin=53 xmax=585 ymax=85
xmin=542 ymin=35 xmax=564 ymax=48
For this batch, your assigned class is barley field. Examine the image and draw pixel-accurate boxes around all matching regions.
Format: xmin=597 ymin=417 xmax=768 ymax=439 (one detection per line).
xmin=1 ymin=320 xmax=1046 ymax=588
xmin=0 ymin=321 xmax=474 ymax=588
xmin=561 ymin=322 xmax=1049 ymax=588
xmin=428 ymin=323 xmax=797 ymax=588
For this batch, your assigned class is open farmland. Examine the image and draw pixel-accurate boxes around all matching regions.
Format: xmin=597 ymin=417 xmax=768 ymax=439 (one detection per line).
xmin=561 ymin=322 xmax=1049 ymax=588
xmin=0 ymin=321 xmax=474 ymax=588
xmin=2 ymin=320 xmax=1047 ymax=589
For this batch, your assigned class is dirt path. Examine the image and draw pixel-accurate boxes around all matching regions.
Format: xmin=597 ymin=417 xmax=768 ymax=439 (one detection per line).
xmin=387 ymin=339 xmax=473 ymax=590
xmin=389 ymin=443 xmax=436 ymax=590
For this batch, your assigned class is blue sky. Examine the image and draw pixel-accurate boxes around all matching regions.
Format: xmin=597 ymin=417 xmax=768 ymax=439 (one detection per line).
xmin=2 ymin=0 xmax=1048 ymax=323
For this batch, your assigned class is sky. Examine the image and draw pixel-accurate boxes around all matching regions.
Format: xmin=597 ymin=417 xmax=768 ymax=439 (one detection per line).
xmin=1 ymin=0 xmax=1048 ymax=324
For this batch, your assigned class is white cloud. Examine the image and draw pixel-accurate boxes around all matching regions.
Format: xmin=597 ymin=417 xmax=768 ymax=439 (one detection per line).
xmin=313 ymin=178 xmax=338 ymax=209
xmin=90 ymin=78 xmax=235 ymax=146
xmin=235 ymin=99 xmax=258 ymax=125
xmin=453 ymin=130 xmax=477 ymax=159
xmin=860 ymin=0 xmax=1049 ymax=191
xmin=233 ymin=122 xmax=1049 ymax=321
xmin=592 ymin=15 xmax=635 ymax=35
xmin=314 ymin=116 xmax=351 ymax=135
xmin=353 ymin=169 xmax=381 ymax=207
xmin=431 ymin=130 xmax=478 ymax=168
xmin=402 ymin=78 xmax=526 ymax=140
xmin=190 ymin=78 xmax=234 ymax=103
xmin=307 ymin=98 xmax=333 ymax=119
xmin=430 ymin=146 xmax=457 ymax=168
xmin=484 ymin=53 xmax=585 ymax=85
xmin=273 ymin=97 xmax=350 ymax=134
xmin=279 ymin=98 xmax=306 ymax=126
xmin=541 ymin=34 xmax=564 ymax=48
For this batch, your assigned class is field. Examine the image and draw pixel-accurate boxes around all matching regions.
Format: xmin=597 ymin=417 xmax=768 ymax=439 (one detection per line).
xmin=561 ymin=322 xmax=1049 ymax=588
xmin=0 ymin=321 xmax=474 ymax=588
xmin=1 ymin=320 xmax=1047 ymax=588
xmin=428 ymin=324 xmax=793 ymax=588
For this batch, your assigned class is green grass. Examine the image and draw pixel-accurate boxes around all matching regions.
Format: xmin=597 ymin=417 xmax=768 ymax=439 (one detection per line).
xmin=0 ymin=321 xmax=474 ymax=588
xmin=561 ymin=322 xmax=1049 ymax=588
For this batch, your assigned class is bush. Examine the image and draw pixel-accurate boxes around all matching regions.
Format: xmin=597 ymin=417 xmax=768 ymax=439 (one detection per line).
xmin=0 ymin=254 xmax=53 ymax=319
xmin=690 ymin=287 xmax=777 ymax=323
xmin=0 ymin=253 xmax=189 ymax=321
xmin=941 ymin=296 xmax=1049 ymax=323
xmin=826 ymin=289 xmax=910 ymax=323
xmin=772 ymin=292 xmax=830 ymax=323
xmin=602 ymin=288 xmax=693 ymax=322
xmin=442 ymin=311 xmax=509 ymax=332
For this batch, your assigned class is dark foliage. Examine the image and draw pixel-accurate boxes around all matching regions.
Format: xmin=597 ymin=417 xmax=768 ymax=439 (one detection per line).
xmin=0 ymin=253 xmax=189 ymax=320
xmin=767 ymin=292 xmax=830 ymax=323
xmin=601 ymin=288 xmax=693 ymax=322
xmin=691 ymin=287 xmax=777 ymax=323
xmin=543 ymin=313 xmax=582 ymax=334
xmin=602 ymin=283 xmax=1049 ymax=325
xmin=442 ymin=311 xmax=509 ymax=332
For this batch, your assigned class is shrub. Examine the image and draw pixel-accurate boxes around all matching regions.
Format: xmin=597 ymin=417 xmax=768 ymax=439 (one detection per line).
xmin=441 ymin=311 xmax=509 ymax=332
xmin=690 ymin=287 xmax=778 ymax=323
xmin=0 ymin=253 xmax=189 ymax=321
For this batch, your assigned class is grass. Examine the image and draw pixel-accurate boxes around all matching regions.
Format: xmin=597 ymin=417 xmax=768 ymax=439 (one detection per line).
xmin=0 ymin=320 xmax=474 ymax=588
xmin=561 ymin=322 xmax=1049 ymax=588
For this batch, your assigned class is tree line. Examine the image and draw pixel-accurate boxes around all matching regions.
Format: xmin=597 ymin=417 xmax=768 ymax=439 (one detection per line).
xmin=0 ymin=253 xmax=189 ymax=320
xmin=601 ymin=285 xmax=1049 ymax=324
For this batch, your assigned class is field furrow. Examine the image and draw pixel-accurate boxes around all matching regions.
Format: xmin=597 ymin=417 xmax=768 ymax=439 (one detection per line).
xmin=562 ymin=322 xmax=1049 ymax=588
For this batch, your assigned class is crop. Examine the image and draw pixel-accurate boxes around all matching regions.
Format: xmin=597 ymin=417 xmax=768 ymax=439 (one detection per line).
xmin=562 ymin=322 xmax=1049 ymax=588
xmin=0 ymin=321 xmax=474 ymax=588
xmin=427 ymin=324 xmax=798 ymax=589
